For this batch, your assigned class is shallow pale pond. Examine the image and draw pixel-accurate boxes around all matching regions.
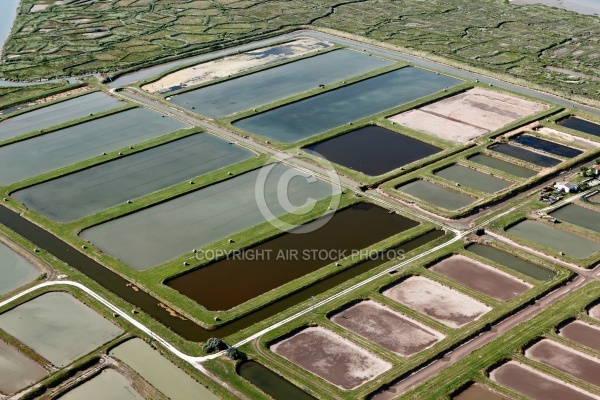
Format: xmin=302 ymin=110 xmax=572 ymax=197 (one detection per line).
xmin=435 ymin=164 xmax=512 ymax=193
xmin=0 ymin=339 xmax=46 ymax=395
xmin=0 ymin=108 xmax=189 ymax=186
xmin=58 ymin=369 xmax=143 ymax=400
xmin=466 ymin=243 xmax=555 ymax=280
xmin=0 ymin=0 xmax=19 ymax=53
xmin=398 ymin=180 xmax=476 ymax=210
xmin=13 ymin=133 xmax=254 ymax=222
xmin=0 ymin=292 xmax=122 ymax=367
xmin=550 ymin=204 xmax=600 ymax=233
xmin=0 ymin=241 xmax=39 ymax=295
xmin=511 ymin=0 xmax=600 ymax=16
xmin=468 ymin=154 xmax=537 ymax=178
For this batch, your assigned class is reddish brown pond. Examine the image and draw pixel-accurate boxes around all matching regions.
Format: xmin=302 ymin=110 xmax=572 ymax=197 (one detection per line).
xmin=525 ymin=339 xmax=600 ymax=387
xmin=453 ymin=383 xmax=509 ymax=400
xmin=560 ymin=320 xmax=600 ymax=352
xmin=428 ymin=254 xmax=531 ymax=301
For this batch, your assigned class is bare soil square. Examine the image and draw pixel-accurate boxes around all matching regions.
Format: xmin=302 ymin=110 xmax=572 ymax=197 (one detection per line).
xmin=454 ymin=383 xmax=509 ymax=400
xmin=330 ymin=300 xmax=445 ymax=357
xmin=388 ymin=87 xmax=547 ymax=143
xmin=490 ymin=361 xmax=599 ymax=400
xmin=428 ymin=254 xmax=532 ymax=301
xmin=590 ymin=304 xmax=600 ymax=321
xmin=270 ymin=326 xmax=391 ymax=390
xmin=382 ymin=276 xmax=491 ymax=328
xmin=560 ymin=320 xmax=600 ymax=352
xmin=525 ymin=339 xmax=600 ymax=387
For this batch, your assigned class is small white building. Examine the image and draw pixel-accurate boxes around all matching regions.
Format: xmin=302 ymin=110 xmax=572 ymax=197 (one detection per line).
xmin=555 ymin=181 xmax=579 ymax=193
xmin=592 ymin=165 xmax=600 ymax=176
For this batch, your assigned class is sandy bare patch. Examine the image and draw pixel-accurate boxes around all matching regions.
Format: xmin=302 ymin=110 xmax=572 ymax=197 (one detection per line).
xmin=429 ymin=254 xmax=531 ymax=301
xmin=590 ymin=304 xmax=600 ymax=321
xmin=83 ymin=31 xmax=109 ymax=38
xmin=382 ymin=276 xmax=491 ymax=328
xmin=330 ymin=300 xmax=445 ymax=357
xmin=30 ymin=4 xmax=49 ymax=12
xmin=454 ymin=383 xmax=509 ymax=400
xmin=388 ymin=87 xmax=547 ymax=143
xmin=66 ymin=18 xmax=92 ymax=24
xmin=143 ymin=37 xmax=333 ymax=93
xmin=271 ymin=326 xmax=391 ymax=390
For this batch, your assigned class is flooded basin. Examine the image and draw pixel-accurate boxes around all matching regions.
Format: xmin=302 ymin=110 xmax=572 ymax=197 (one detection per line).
xmin=171 ymin=50 xmax=392 ymax=118
xmin=525 ymin=339 xmax=600 ymax=387
xmin=110 ymin=338 xmax=218 ymax=400
xmin=383 ymin=276 xmax=491 ymax=328
xmin=0 ymin=339 xmax=46 ymax=395
xmin=512 ymin=134 xmax=583 ymax=158
xmin=0 ymin=92 xmax=122 ymax=141
xmin=558 ymin=117 xmax=600 ymax=138
xmin=453 ymin=383 xmax=509 ymax=400
xmin=58 ymin=369 xmax=143 ymax=400
xmin=167 ymin=203 xmax=418 ymax=310
xmin=330 ymin=300 xmax=444 ymax=356
xmin=560 ymin=320 xmax=600 ymax=352
xmin=305 ymin=125 xmax=441 ymax=176
xmin=233 ymin=67 xmax=460 ymax=143
xmin=271 ymin=326 xmax=391 ymax=390
xmin=81 ymin=164 xmax=339 ymax=270
xmin=465 ymin=243 xmax=555 ymax=280
xmin=238 ymin=360 xmax=316 ymax=400
xmin=550 ymin=204 xmax=600 ymax=233
xmin=13 ymin=134 xmax=254 ymax=223
xmin=0 ymin=241 xmax=39 ymax=295
xmin=0 ymin=292 xmax=122 ymax=367
xmin=0 ymin=108 xmax=189 ymax=186
xmin=489 ymin=143 xmax=561 ymax=167
xmin=434 ymin=164 xmax=513 ymax=193
xmin=0 ymin=0 xmax=19 ymax=53
xmin=490 ymin=361 xmax=598 ymax=400
xmin=506 ymin=219 xmax=600 ymax=259
xmin=510 ymin=0 xmax=600 ymax=16
xmin=397 ymin=180 xmax=476 ymax=210
xmin=428 ymin=255 xmax=531 ymax=301
xmin=468 ymin=154 xmax=537 ymax=178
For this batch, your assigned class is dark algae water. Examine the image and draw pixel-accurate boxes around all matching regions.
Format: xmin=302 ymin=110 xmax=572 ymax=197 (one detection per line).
xmin=489 ymin=143 xmax=561 ymax=167
xmin=557 ymin=116 xmax=600 ymax=138
xmin=238 ymin=360 xmax=317 ymax=400
xmin=512 ymin=135 xmax=582 ymax=158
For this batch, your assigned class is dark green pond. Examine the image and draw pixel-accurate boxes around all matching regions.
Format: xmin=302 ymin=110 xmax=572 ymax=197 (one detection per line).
xmin=238 ymin=360 xmax=316 ymax=400
xmin=489 ymin=143 xmax=561 ymax=167
xmin=557 ymin=117 xmax=600 ymax=138
xmin=466 ymin=243 xmax=555 ymax=280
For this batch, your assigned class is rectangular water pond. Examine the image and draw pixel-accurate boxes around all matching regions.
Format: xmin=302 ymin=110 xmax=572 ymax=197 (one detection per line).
xmin=170 ymin=49 xmax=393 ymax=118
xmin=81 ymin=164 xmax=339 ymax=270
xmin=58 ymin=369 xmax=143 ymax=400
xmin=550 ymin=204 xmax=600 ymax=233
xmin=506 ymin=220 xmax=600 ymax=259
xmin=398 ymin=180 xmax=476 ymax=210
xmin=0 ymin=92 xmax=122 ymax=141
xmin=489 ymin=143 xmax=561 ymax=167
xmin=468 ymin=154 xmax=537 ymax=178
xmin=512 ymin=134 xmax=583 ymax=158
xmin=305 ymin=125 xmax=441 ymax=176
xmin=110 ymin=338 xmax=218 ymax=400
xmin=466 ymin=243 xmax=555 ymax=280
xmin=435 ymin=164 xmax=513 ymax=193
xmin=13 ymin=134 xmax=254 ymax=223
xmin=558 ymin=117 xmax=600 ymax=138
xmin=238 ymin=360 xmax=316 ymax=400
xmin=233 ymin=67 xmax=461 ymax=143
xmin=0 ymin=241 xmax=39 ymax=295
xmin=0 ymin=339 xmax=46 ymax=395
xmin=0 ymin=108 xmax=189 ymax=186
xmin=0 ymin=292 xmax=122 ymax=367
xmin=167 ymin=203 xmax=418 ymax=310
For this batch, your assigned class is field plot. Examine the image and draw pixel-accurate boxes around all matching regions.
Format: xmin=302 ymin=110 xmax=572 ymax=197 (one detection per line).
xmin=306 ymin=125 xmax=441 ymax=176
xmin=468 ymin=154 xmax=537 ymax=178
xmin=170 ymin=49 xmax=393 ymax=118
xmin=0 ymin=339 xmax=46 ymax=395
xmin=270 ymin=326 xmax=391 ymax=390
xmin=526 ymin=339 xmax=600 ymax=387
xmin=0 ymin=108 xmax=189 ymax=186
xmin=382 ymin=276 xmax=491 ymax=328
xmin=0 ymin=91 xmax=122 ymax=141
xmin=388 ymin=88 xmax=547 ymax=143
xmin=466 ymin=243 xmax=555 ymax=280
xmin=110 ymin=338 xmax=218 ymax=400
xmin=13 ymin=133 xmax=254 ymax=223
xmin=489 ymin=143 xmax=561 ymax=167
xmin=560 ymin=320 xmax=600 ymax=352
xmin=512 ymin=134 xmax=583 ymax=158
xmin=428 ymin=255 xmax=531 ymax=301
xmin=397 ymin=180 xmax=476 ymax=211
xmin=233 ymin=67 xmax=460 ymax=143
xmin=58 ymin=369 xmax=143 ymax=400
xmin=558 ymin=117 xmax=600 ymax=138
xmin=81 ymin=164 xmax=338 ymax=270
xmin=0 ymin=292 xmax=122 ymax=367
xmin=0 ymin=241 xmax=38 ymax=295
xmin=551 ymin=204 xmax=600 ymax=233
xmin=454 ymin=383 xmax=509 ymax=400
xmin=434 ymin=164 xmax=513 ymax=193
xmin=143 ymin=37 xmax=333 ymax=94
xmin=490 ymin=361 xmax=599 ymax=400
xmin=238 ymin=360 xmax=316 ymax=400
xmin=506 ymin=220 xmax=600 ymax=259
xmin=330 ymin=300 xmax=444 ymax=357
